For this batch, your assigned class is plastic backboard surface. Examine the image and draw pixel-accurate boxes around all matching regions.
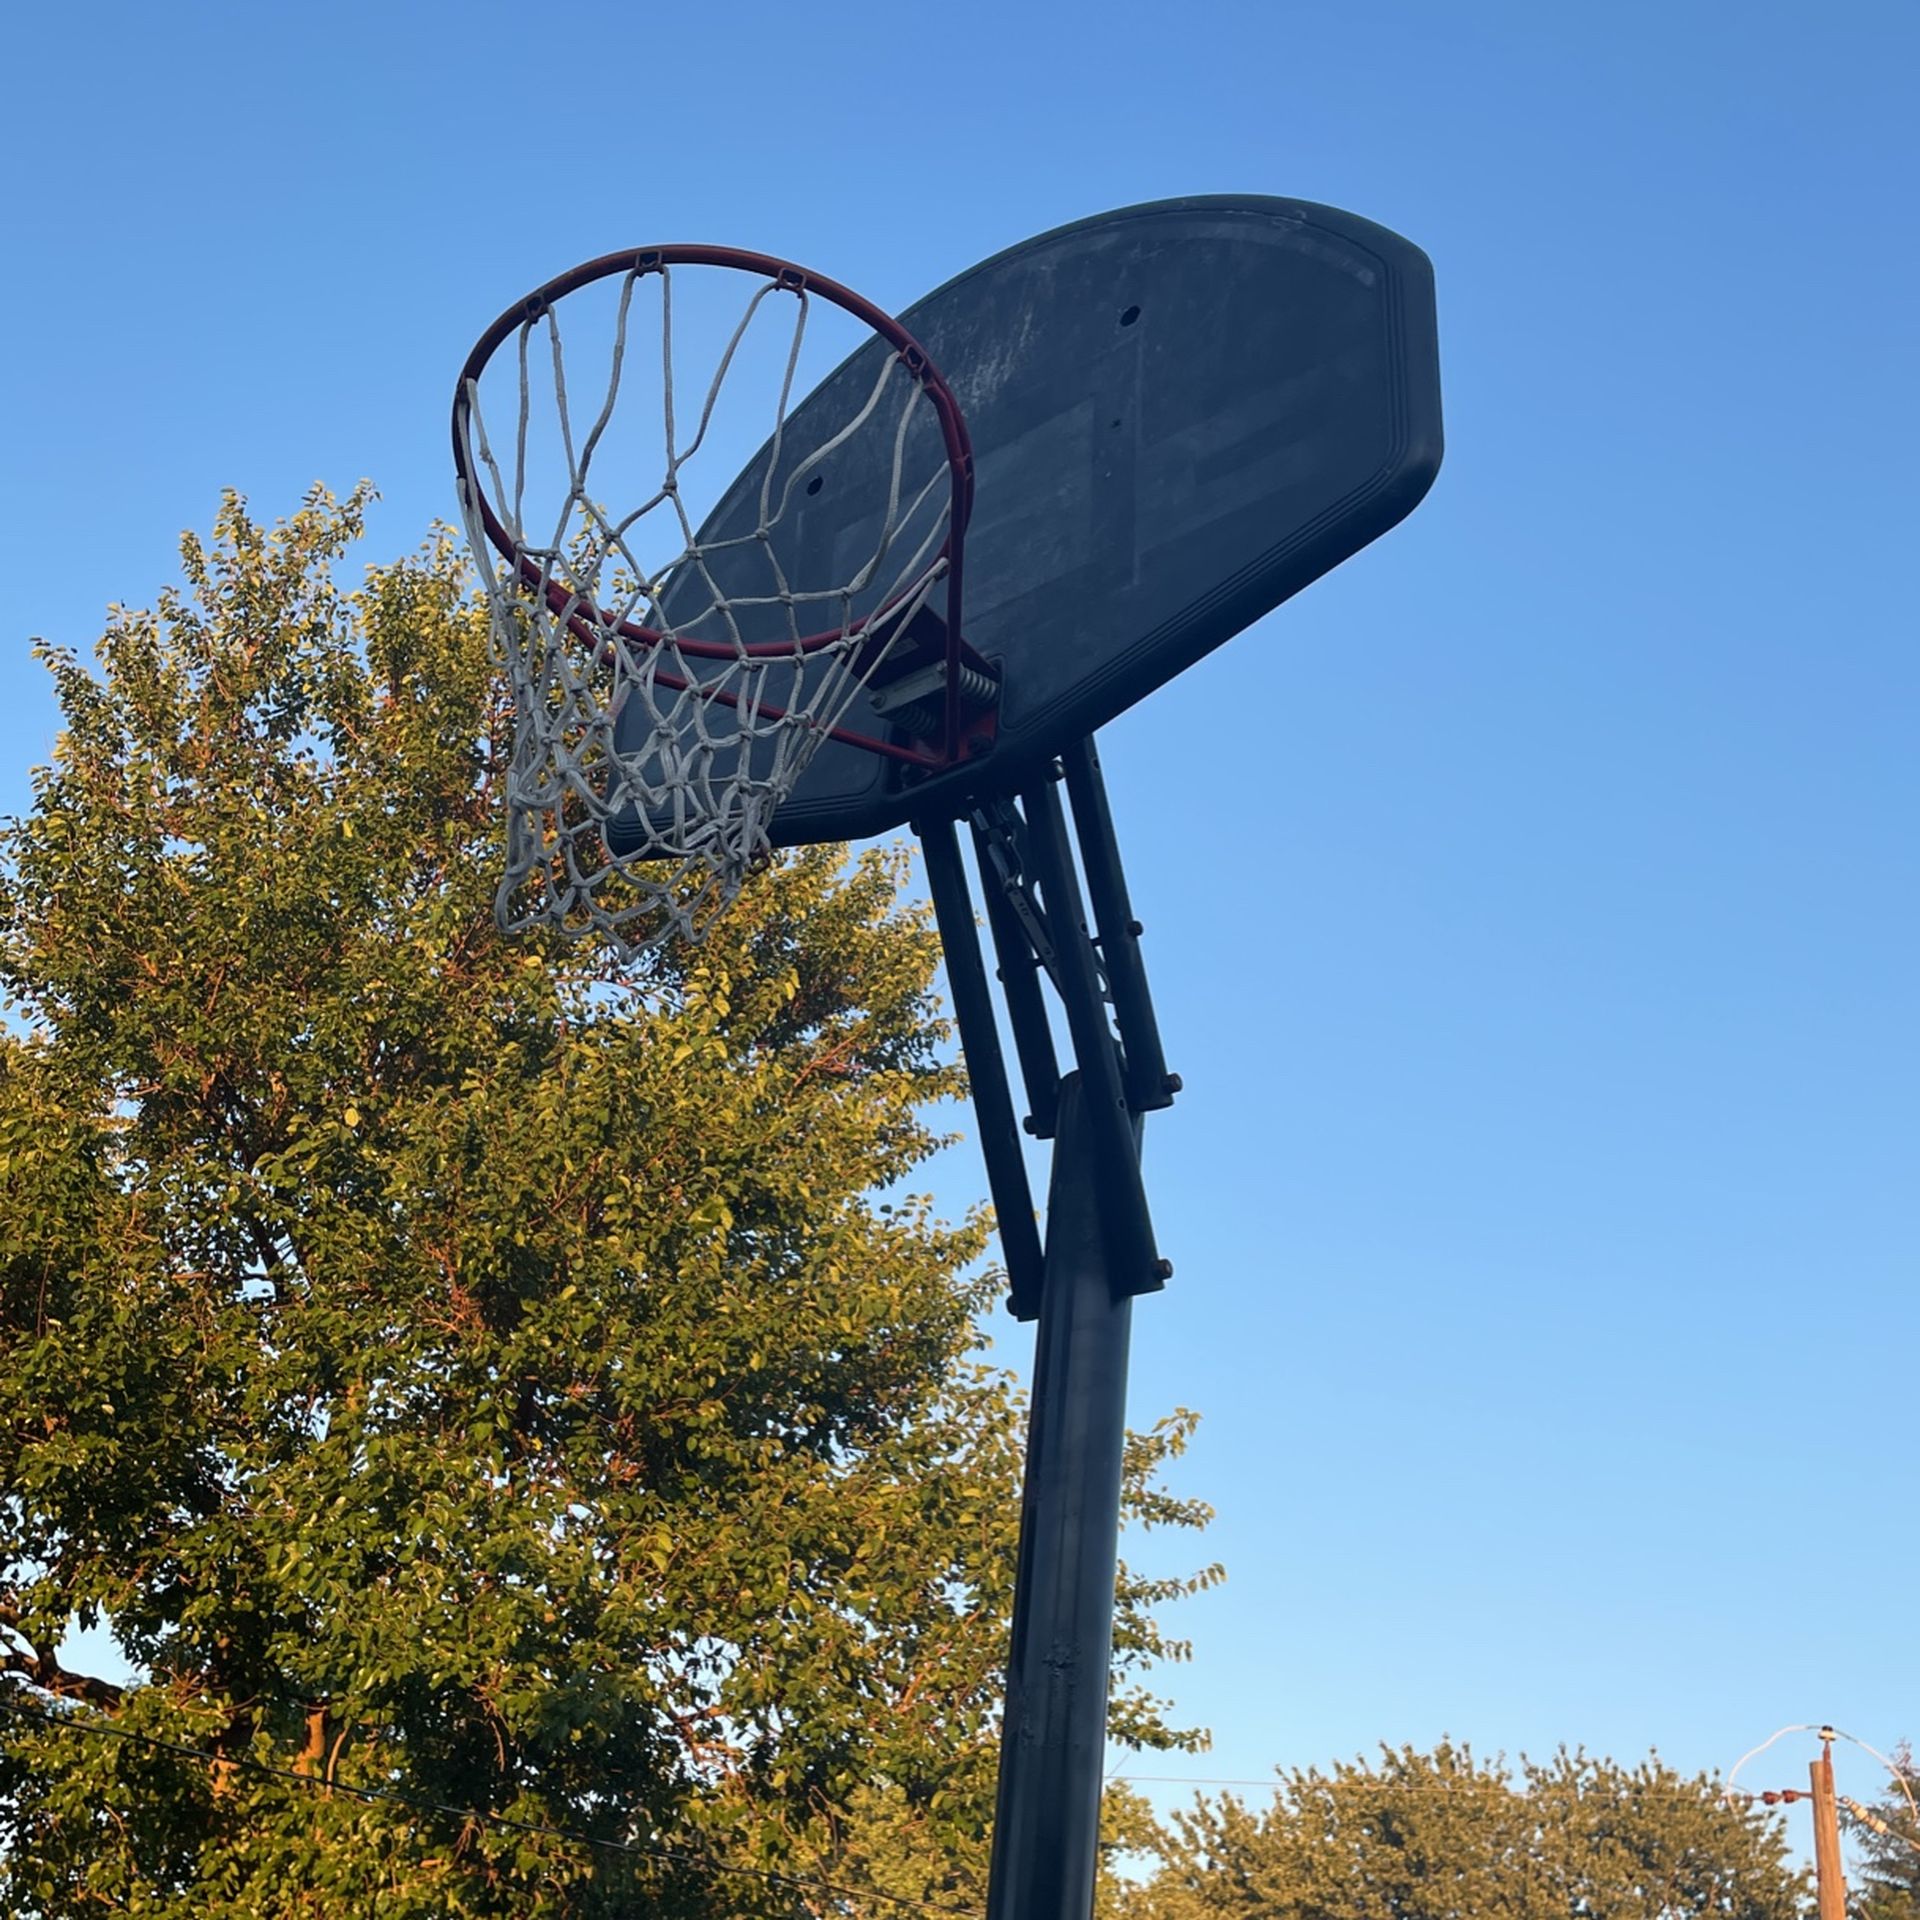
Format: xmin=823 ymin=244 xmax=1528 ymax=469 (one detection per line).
xmin=621 ymin=196 xmax=1443 ymax=845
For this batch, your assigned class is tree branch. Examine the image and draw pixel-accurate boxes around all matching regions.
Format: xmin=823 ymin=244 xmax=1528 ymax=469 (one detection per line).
xmin=1 ymin=1649 xmax=126 ymax=1710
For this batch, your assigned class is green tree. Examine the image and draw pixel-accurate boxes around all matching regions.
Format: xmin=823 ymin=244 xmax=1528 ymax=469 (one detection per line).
xmin=1128 ymin=1740 xmax=1806 ymax=1920
xmin=0 ymin=487 xmax=1217 ymax=1917
xmin=1846 ymin=1744 xmax=1920 ymax=1920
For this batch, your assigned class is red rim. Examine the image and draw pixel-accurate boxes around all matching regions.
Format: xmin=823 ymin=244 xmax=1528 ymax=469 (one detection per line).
xmin=452 ymin=244 xmax=979 ymax=764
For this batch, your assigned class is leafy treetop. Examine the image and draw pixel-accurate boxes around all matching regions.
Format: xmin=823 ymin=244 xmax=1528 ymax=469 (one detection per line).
xmin=1125 ymin=1740 xmax=1807 ymax=1920
xmin=0 ymin=486 xmax=1218 ymax=1918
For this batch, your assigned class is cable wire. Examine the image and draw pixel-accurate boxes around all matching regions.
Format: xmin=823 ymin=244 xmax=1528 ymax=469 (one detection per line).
xmin=1724 ymin=1722 xmax=1820 ymax=1802
xmin=0 ymin=1686 xmax=981 ymax=1919
xmin=1841 ymin=1795 xmax=1920 ymax=1858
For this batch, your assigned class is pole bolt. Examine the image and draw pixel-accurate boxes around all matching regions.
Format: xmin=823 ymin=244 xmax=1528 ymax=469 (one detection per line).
xmin=1164 ymin=1072 xmax=1183 ymax=1096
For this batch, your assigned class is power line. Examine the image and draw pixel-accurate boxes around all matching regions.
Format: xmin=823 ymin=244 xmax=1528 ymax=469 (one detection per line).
xmin=1108 ymin=1774 xmax=1282 ymax=1789
xmin=1109 ymin=1772 xmax=1750 ymax=1797
xmin=1114 ymin=1774 xmax=1549 ymax=1791
xmin=0 ymin=1687 xmax=981 ymax=1919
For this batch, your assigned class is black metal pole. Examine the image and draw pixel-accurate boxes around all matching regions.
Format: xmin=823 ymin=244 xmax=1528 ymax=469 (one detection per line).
xmin=984 ymin=1073 xmax=1135 ymax=1920
xmin=919 ymin=814 xmax=1047 ymax=1319
xmin=1060 ymin=736 xmax=1176 ymax=1115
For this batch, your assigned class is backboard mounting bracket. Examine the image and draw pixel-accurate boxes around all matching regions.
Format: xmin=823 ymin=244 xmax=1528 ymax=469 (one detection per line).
xmin=917 ymin=734 xmax=1176 ymax=1324
xmin=970 ymin=796 xmax=1069 ymax=999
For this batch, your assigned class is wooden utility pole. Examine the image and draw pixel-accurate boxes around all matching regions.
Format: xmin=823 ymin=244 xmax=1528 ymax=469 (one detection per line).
xmin=1809 ymin=1734 xmax=1848 ymax=1920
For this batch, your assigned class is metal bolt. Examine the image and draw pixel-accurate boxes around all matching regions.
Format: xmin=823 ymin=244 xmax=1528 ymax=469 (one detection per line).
xmin=1021 ymin=1115 xmax=1039 ymax=1136
xmin=1164 ymin=1072 xmax=1183 ymax=1097
xmin=1127 ymin=918 xmax=1144 ymax=937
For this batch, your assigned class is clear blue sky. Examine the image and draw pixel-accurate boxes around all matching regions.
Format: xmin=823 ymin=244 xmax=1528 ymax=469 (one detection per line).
xmin=4 ymin=0 xmax=1916 ymax=1846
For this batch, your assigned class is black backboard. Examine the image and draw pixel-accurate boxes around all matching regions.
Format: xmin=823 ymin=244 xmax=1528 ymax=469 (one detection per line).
xmin=621 ymin=197 xmax=1443 ymax=843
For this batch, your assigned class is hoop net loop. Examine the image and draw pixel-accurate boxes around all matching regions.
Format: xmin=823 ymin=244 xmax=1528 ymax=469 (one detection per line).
xmin=452 ymin=247 xmax=973 ymax=957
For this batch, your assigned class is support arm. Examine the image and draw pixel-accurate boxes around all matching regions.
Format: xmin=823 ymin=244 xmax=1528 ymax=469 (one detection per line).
xmin=919 ymin=815 xmax=1047 ymax=1318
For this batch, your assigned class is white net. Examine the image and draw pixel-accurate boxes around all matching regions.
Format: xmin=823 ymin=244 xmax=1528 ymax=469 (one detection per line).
xmin=454 ymin=258 xmax=961 ymax=957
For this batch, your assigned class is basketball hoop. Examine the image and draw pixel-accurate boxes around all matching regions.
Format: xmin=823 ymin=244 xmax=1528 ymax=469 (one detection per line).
xmin=452 ymin=246 xmax=980 ymax=956
xmin=444 ymin=199 xmax=1447 ymax=1920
